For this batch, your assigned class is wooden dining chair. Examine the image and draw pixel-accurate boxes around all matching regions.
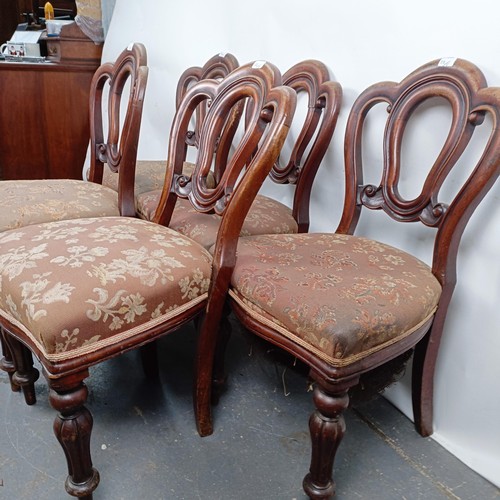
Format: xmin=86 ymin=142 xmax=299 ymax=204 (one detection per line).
xmin=102 ymin=52 xmax=241 ymax=197
xmin=0 ymin=42 xmax=148 ymax=395
xmin=194 ymin=58 xmax=500 ymax=498
xmin=0 ymin=61 xmax=296 ymax=499
xmin=136 ymin=59 xmax=342 ymax=249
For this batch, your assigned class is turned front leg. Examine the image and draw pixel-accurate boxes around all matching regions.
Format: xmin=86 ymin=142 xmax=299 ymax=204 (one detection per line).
xmin=303 ymin=383 xmax=350 ymax=500
xmin=49 ymin=378 xmax=100 ymax=499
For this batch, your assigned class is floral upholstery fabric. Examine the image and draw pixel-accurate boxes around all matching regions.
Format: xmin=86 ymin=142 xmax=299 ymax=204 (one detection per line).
xmin=102 ymin=160 xmax=168 ymax=195
xmin=0 ymin=217 xmax=212 ymax=361
xmin=136 ymin=193 xmax=299 ymax=250
xmin=102 ymin=160 xmax=216 ymax=196
xmin=229 ymin=233 xmax=442 ymax=366
xmin=0 ymin=180 xmax=120 ymax=232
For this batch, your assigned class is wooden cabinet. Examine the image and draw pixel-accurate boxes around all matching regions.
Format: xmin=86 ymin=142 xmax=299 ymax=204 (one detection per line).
xmin=0 ymin=23 xmax=101 ymax=180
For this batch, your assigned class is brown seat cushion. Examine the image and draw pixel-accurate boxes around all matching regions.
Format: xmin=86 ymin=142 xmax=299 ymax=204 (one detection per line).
xmin=229 ymin=233 xmax=442 ymax=366
xmin=102 ymin=160 xmax=217 ymax=197
xmin=0 ymin=180 xmax=120 ymax=231
xmin=137 ymin=193 xmax=299 ymax=250
xmin=0 ymin=217 xmax=212 ymax=361
xmin=102 ymin=160 xmax=169 ymax=195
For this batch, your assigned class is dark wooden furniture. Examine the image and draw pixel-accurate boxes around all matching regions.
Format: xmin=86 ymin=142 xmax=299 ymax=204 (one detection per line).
xmin=0 ymin=22 xmax=101 ymax=180
xmin=194 ymin=58 xmax=500 ymax=498
xmin=0 ymin=0 xmax=20 ymax=45
xmin=0 ymin=61 xmax=296 ymax=499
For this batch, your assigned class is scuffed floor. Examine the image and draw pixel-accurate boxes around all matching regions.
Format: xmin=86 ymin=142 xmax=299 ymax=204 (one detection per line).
xmin=1 ymin=318 xmax=498 ymax=499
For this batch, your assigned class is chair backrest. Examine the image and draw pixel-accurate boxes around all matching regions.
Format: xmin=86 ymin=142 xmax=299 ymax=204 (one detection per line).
xmin=338 ymin=57 xmax=500 ymax=296
xmin=88 ymin=42 xmax=149 ymax=216
xmin=269 ymin=60 xmax=342 ymax=232
xmin=154 ymin=60 xmax=296 ymax=269
xmin=175 ymin=52 xmax=241 ymax=172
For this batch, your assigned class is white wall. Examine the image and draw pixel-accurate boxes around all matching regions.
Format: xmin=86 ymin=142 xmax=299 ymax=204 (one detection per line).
xmin=103 ymin=0 xmax=500 ymax=487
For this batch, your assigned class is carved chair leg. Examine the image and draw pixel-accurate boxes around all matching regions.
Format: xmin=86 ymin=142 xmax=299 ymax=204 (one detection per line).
xmin=211 ymin=302 xmax=232 ymax=406
xmin=0 ymin=328 xmax=20 ymax=392
xmin=4 ymin=333 xmax=39 ymax=405
xmin=140 ymin=341 xmax=159 ymax=379
xmin=303 ymin=380 xmax=354 ymax=500
xmin=49 ymin=375 xmax=100 ymax=499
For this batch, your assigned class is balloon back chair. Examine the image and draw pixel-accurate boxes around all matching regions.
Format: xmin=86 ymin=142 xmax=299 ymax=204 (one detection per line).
xmin=0 ymin=42 xmax=148 ymax=394
xmin=135 ymin=59 xmax=342 ymax=249
xmin=102 ymin=52 xmax=241 ymax=197
xmin=0 ymin=61 xmax=296 ymax=499
xmin=194 ymin=58 xmax=500 ymax=498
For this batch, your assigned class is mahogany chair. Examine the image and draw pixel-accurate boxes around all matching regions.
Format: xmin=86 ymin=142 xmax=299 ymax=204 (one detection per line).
xmin=136 ymin=59 xmax=342 ymax=250
xmin=102 ymin=52 xmax=241 ymax=197
xmin=0 ymin=42 xmax=148 ymax=396
xmin=194 ymin=58 xmax=500 ymax=498
xmin=0 ymin=61 xmax=296 ymax=499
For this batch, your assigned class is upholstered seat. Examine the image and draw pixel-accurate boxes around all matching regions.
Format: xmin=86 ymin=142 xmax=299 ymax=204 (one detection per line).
xmin=228 ymin=233 xmax=441 ymax=365
xmin=102 ymin=159 xmax=167 ymax=195
xmin=0 ymin=217 xmax=212 ymax=361
xmin=0 ymin=180 xmax=120 ymax=231
xmin=137 ymin=193 xmax=297 ymax=249
xmin=101 ymin=160 xmax=216 ymax=197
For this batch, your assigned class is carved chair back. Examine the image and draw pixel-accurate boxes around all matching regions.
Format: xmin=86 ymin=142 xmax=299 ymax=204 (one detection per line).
xmin=270 ymin=60 xmax=342 ymax=231
xmin=175 ymin=52 xmax=242 ymax=178
xmin=88 ymin=42 xmax=149 ymax=216
xmin=155 ymin=60 xmax=296 ymax=248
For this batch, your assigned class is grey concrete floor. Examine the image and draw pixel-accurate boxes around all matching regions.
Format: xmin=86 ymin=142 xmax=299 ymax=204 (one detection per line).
xmin=1 ymin=318 xmax=499 ymax=500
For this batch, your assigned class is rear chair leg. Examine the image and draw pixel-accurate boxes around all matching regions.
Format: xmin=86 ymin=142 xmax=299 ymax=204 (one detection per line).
xmin=411 ymin=307 xmax=449 ymax=438
xmin=4 ymin=333 xmax=39 ymax=405
xmin=211 ymin=302 xmax=233 ymax=405
xmin=0 ymin=328 xmax=20 ymax=392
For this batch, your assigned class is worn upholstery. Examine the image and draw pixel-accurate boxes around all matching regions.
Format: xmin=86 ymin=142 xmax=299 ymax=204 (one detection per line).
xmin=229 ymin=233 xmax=441 ymax=366
xmin=0 ymin=217 xmax=211 ymax=361
xmin=137 ymin=192 xmax=298 ymax=250
xmin=0 ymin=180 xmax=120 ymax=231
